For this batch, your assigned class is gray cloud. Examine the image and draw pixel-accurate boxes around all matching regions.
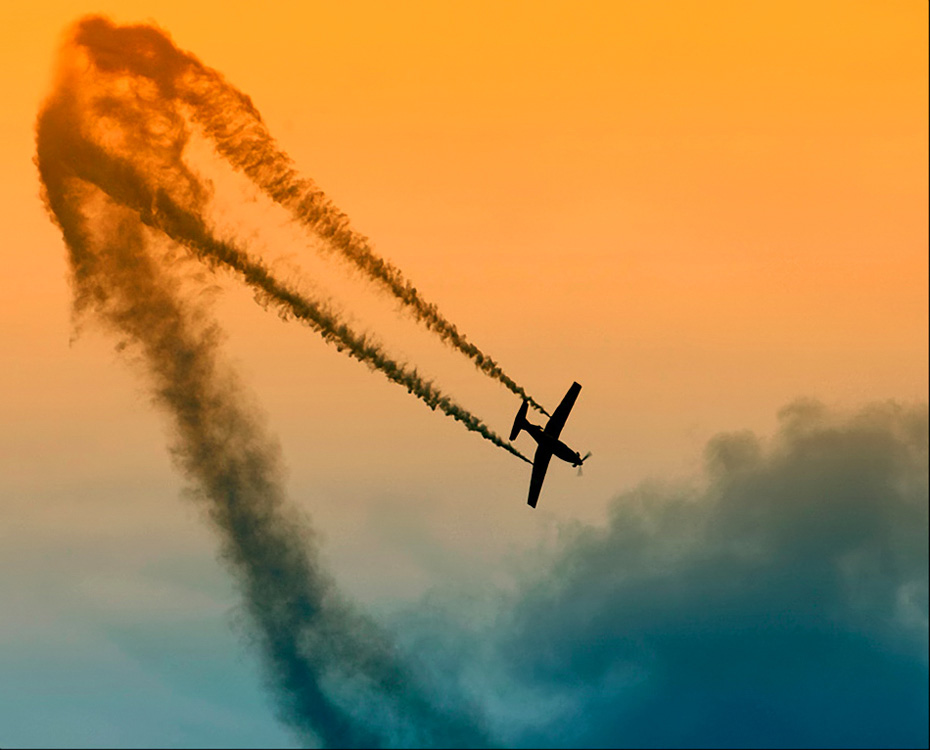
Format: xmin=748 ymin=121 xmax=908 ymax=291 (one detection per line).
xmin=400 ymin=400 xmax=928 ymax=748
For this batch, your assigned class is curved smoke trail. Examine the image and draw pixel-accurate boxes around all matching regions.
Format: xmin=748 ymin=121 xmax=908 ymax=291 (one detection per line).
xmin=72 ymin=15 xmax=549 ymax=417
xmin=39 ymin=17 xmax=529 ymax=466
xmin=35 ymin=15 xmax=507 ymax=748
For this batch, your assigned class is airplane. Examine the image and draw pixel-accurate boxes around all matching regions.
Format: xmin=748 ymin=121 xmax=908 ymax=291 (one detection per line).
xmin=510 ymin=381 xmax=591 ymax=508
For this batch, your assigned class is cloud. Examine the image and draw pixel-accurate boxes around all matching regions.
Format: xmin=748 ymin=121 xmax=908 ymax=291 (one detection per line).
xmin=402 ymin=400 xmax=928 ymax=748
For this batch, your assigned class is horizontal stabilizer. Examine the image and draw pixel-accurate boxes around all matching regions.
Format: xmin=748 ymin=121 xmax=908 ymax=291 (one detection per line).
xmin=510 ymin=400 xmax=529 ymax=441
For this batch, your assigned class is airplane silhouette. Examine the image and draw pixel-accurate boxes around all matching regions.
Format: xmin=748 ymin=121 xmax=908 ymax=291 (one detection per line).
xmin=510 ymin=382 xmax=590 ymax=508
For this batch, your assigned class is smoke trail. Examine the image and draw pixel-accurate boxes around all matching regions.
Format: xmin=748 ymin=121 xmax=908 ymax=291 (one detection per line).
xmin=37 ymin=25 xmax=492 ymax=750
xmin=38 ymin=29 xmax=529 ymax=466
xmin=70 ymin=15 xmax=549 ymax=417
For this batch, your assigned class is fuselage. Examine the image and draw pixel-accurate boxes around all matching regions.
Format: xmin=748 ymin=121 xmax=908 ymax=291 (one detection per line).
xmin=523 ymin=421 xmax=583 ymax=466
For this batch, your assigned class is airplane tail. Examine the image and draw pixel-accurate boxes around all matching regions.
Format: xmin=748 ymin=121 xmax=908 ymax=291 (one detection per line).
xmin=510 ymin=400 xmax=529 ymax=441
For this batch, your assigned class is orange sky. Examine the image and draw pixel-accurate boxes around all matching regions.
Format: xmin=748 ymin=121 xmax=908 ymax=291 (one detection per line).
xmin=1 ymin=2 xmax=927 ymax=582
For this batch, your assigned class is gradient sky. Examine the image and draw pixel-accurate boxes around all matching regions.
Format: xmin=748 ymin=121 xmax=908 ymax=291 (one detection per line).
xmin=1 ymin=2 xmax=927 ymax=747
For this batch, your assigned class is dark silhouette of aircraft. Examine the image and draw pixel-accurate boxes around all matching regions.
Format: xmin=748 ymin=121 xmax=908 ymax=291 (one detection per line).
xmin=510 ymin=381 xmax=590 ymax=508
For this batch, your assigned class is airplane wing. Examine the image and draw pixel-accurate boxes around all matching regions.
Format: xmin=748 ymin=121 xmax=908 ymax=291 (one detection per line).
xmin=544 ymin=382 xmax=582 ymax=439
xmin=527 ymin=445 xmax=553 ymax=508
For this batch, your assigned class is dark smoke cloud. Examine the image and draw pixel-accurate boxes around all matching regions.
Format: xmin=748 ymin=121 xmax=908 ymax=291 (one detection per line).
xmin=36 ymin=19 xmax=491 ymax=749
xmin=397 ymin=400 xmax=929 ymax=748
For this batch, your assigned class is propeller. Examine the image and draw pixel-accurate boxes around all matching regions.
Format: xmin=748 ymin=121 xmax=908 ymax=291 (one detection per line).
xmin=576 ymin=451 xmax=593 ymax=477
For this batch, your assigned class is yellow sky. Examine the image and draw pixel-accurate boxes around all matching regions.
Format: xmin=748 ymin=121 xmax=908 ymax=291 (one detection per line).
xmin=2 ymin=2 xmax=927 ymax=566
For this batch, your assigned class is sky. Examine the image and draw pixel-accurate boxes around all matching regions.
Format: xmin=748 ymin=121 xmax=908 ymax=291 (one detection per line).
xmin=1 ymin=1 xmax=927 ymax=747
